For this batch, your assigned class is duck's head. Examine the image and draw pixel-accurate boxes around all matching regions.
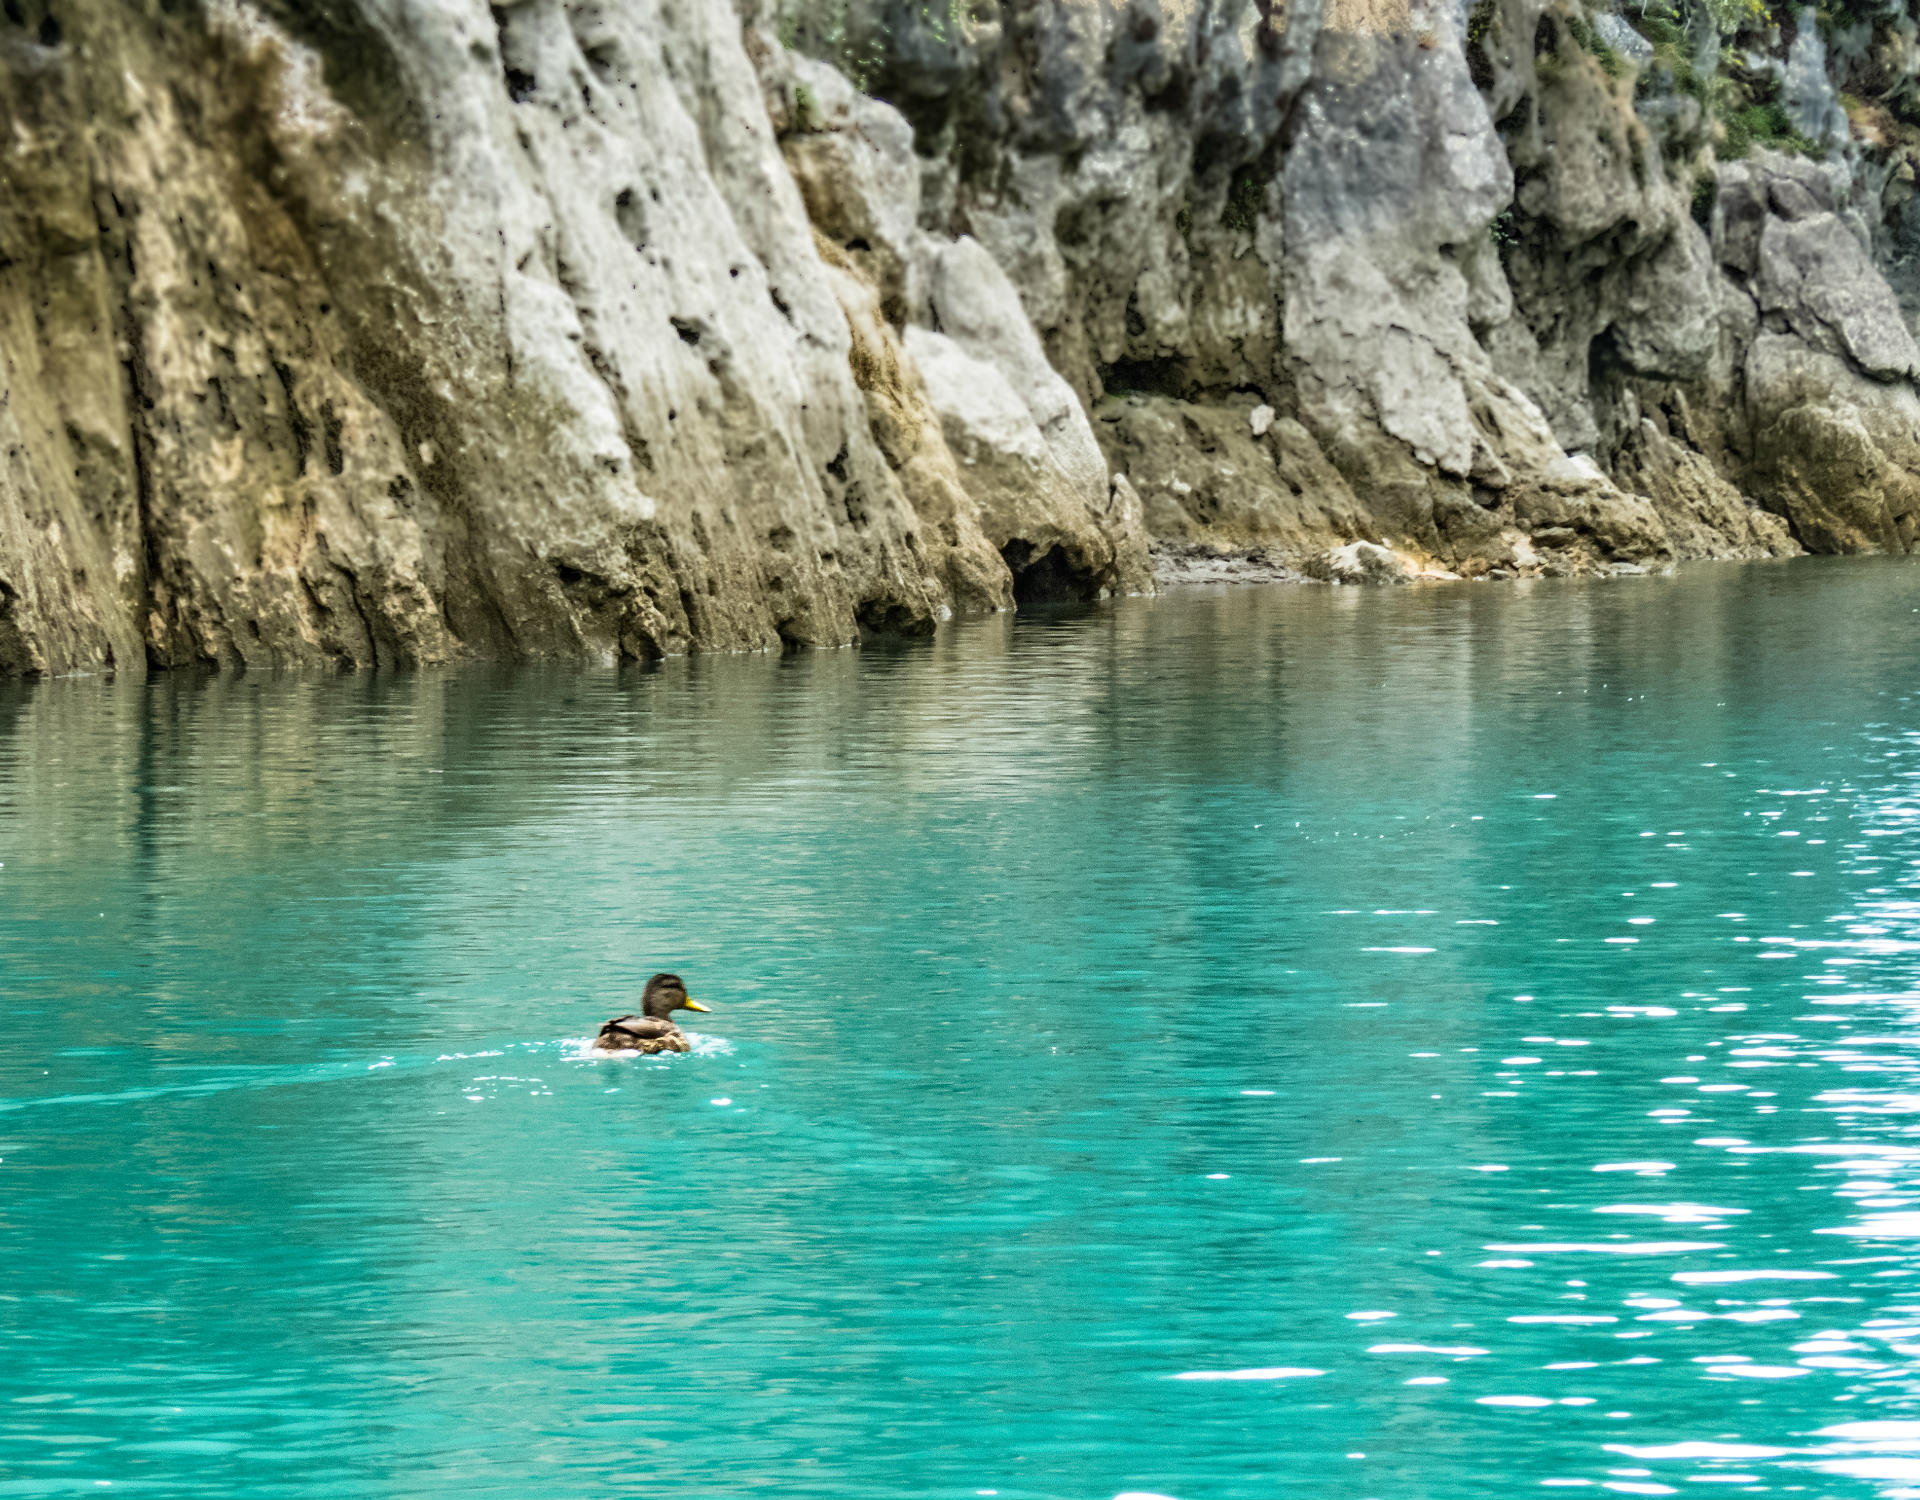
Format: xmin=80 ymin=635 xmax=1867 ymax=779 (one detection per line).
xmin=640 ymin=972 xmax=709 ymax=1021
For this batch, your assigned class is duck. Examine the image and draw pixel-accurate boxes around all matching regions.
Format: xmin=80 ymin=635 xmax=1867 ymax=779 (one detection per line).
xmin=592 ymin=972 xmax=710 ymax=1054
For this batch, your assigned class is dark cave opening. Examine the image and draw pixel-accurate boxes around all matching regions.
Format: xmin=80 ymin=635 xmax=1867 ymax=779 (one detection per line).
xmin=856 ymin=597 xmax=934 ymax=638
xmin=1002 ymin=540 xmax=1098 ymax=605
xmin=1098 ymin=356 xmax=1187 ymax=400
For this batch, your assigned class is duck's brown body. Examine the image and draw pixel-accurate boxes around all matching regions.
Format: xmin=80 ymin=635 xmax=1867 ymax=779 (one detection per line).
xmin=592 ymin=1014 xmax=691 ymax=1054
xmin=592 ymin=973 xmax=708 ymax=1054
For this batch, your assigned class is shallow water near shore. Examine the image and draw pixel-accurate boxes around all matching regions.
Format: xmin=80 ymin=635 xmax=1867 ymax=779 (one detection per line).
xmin=9 ymin=558 xmax=1920 ymax=1497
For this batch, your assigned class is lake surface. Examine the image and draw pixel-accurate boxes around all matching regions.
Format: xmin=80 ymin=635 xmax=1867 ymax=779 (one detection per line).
xmin=7 ymin=559 xmax=1920 ymax=1498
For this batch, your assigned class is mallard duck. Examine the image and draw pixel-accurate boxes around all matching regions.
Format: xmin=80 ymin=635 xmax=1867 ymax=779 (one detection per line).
xmin=592 ymin=973 xmax=710 ymax=1054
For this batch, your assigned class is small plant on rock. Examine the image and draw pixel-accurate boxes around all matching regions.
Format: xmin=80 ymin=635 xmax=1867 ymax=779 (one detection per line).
xmin=1219 ymin=166 xmax=1265 ymax=233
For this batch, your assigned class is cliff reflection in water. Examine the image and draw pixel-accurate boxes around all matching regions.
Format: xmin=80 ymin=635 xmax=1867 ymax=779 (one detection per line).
xmin=4 ymin=558 xmax=1920 ymax=1498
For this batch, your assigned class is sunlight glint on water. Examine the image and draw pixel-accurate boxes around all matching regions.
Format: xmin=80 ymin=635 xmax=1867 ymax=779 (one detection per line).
xmin=6 ymin=558 xmax=1920 ymax=1497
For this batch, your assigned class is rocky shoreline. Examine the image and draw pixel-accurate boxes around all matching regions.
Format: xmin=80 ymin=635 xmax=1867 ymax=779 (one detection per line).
xmin=1 ymin=0 xmax=1915 ymax=677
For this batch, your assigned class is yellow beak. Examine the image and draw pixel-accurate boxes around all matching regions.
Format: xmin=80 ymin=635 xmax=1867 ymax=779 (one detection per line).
xmin=682 ymin=999 xmax=710 ymax=1012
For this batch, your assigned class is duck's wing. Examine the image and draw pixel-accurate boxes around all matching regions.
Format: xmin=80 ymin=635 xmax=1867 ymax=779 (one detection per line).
xmin=601 ymin=1014 xmax=676 ymax=1041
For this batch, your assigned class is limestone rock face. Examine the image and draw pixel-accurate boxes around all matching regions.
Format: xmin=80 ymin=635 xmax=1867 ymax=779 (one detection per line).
xmin=1093 ymin=397 xmax=1372 ymax=552
xmin=9 ymin=0 xmax=1920 ymax=680
xmin=775 ymin=0 xmax=1920 ymax=584
xmin=0 ymin=0 xmax=1146 ymax=678
xmin=1682 ymin=154 xmax=1920 ymax=556
xmin=1611 ymin=421 xmax=1799 ymax=562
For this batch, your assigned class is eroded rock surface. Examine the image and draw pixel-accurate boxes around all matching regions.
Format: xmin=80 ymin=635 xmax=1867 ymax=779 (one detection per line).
xmin=5 ymin=0 xmax=1920 ymax=677
xmin=774 ymin=0 xmax=1915 ymax=584
xmin=0 ymin=0 xmax=1145 ymax=678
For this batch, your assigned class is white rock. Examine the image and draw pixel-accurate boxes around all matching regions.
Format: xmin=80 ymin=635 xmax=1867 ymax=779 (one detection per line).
xmin=928 ymin=238 xmax=1111 ymax=507
xmin=1548 ymin=453 xmax=1610 ymax=486
xmin=1310 ymin=541 xmax=1416 ymax=584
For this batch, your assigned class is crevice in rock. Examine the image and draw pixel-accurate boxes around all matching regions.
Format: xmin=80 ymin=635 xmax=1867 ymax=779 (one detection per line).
xmin=841 ymin=479 xmax=870 ymax=528
xmin=317 ymin=537 xmax=381 ymax=669
xmin=614 ymin=187 xmax=648 ymax=250
xmin=273 ymin=361 xmax=313 ymax=478
xmin=119 ymin=326 xmax=163 ymax=669
xmin=1001 ymin=539 xmax=1098 ymax=604
xmin=856 ymin=595 xmax=934 ymax=637
xmin=489 ymin=4 xmax=539 ymax=102
xmin=321 ymin=403 xmax=346 ymax=476
xmin=1100 ymin=356 xmax=1187 ymax=400
xmin=0 ymin=578 xmax=35 ymax=676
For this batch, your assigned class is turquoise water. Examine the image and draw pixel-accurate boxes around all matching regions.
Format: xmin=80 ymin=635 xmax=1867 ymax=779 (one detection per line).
xmin=8 ymin=561 xmax=1920 ymax=1497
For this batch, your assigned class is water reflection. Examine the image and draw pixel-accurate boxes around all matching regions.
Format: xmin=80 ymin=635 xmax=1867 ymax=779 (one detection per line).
xmin=4 ymin=559 xmax=1920 ymax=1496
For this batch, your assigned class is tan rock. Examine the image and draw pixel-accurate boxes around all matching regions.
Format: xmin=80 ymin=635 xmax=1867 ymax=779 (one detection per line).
xmin=0 ymin=0 xmax=1149 ymax=677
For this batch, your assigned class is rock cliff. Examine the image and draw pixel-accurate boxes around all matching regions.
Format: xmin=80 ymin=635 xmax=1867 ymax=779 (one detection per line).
xmin=1 ymin=0 xmax=1915 ymax=676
